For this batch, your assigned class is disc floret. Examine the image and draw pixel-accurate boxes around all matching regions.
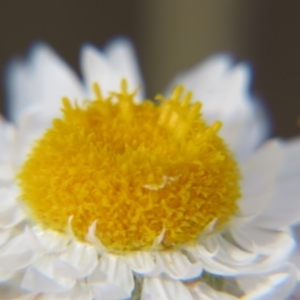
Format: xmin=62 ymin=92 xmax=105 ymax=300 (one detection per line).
xmin=17 ymin=80 xmax=241 ymax=252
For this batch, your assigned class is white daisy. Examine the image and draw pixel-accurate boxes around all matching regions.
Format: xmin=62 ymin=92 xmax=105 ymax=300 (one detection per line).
xmin=1 ymin=38 xmax=300 ymax=300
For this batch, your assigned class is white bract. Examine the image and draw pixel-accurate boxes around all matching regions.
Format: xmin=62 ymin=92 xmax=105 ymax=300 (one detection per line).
xmin=0 ymin=39 xmax=300 ymax=299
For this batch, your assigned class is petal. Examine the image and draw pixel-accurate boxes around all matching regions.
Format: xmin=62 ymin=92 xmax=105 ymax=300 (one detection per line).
xmin=231 ymin=225 xmax=295 ymax=273
xmin=185 ymin=243 xmax=218 ymax=261
xmin=0 ymin=231 xmax=37 ymax=271
xmin=0 ymin=163 xmax=15 ymax=184
xmin=166 ymin=55 xmax=233 ymax=103
xmin=0 ymin=118 xmax=15 ymax=164
xmin=0 ymin=229 xmax=13 ymax=247
xmin=238 ymin=140 xmax=282 ymax=218
xmin=81 ymin=40 xmax=143 ymax=101
xmin=30 ymin=226 xmax=70 ymax=253
xmin=42 ymin=282 xmax=93 ymax=300
xmin=65 ymin=283 xmax=93 ymax=300
xmin=54 ymin=241 xmax=98 ymax=279
xmin=0 ymin=185 xmax=20 ymax=212
xmin=255 ymin=138 xmax=300 ymax=229
xmin=156 ymin=251 xmax=203 ymax=280
xmin=191 ymin=282 xmax=238 ymax=300
xmin=233 ymin=98 xmax=270 ymax=162
xmin=104 ymin=38 xmax=145 ymax=101
xmin=125 ymin=251 xmax=156 ymax=274
xmin=185 ymin=240 xmax=238 ymax=276
xmin=81 ymin=44 xmax=118 ymax=97
xmin=211 ymin=235 xmax=257 ymax=267
xmin=17 ymin=225 xmax=61 ymax=255
xmin=6 ymin=43 xmax=84 ymax=125
xmin=0 ymin=226 xmax=68 ymax=275
xmin=237 ymin=264 xmax=297 ymax=300
xmin=85 ymin=220 xmax=105 ymax=251
xmin=22 ymin=254 xmax=75 ymax=293
xmin=14 ymin=109 xmax=54 ymax=164
xmin=88 ymin=254 xmax=134 ymax=300
xmin=0 ymin=205 xmax=25 ymax=229
xmin=201 ymin=255 xmax=238 ymax=276
xmin=0 ymin=186 xmax=25 ymax=228
xmin=142 ymin=277 xmax=194 ymax=300
xmin=0 ymin=249 xmax=33 ymax=272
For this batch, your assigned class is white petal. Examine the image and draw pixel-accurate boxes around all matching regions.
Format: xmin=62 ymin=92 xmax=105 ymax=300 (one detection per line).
xmin=0 ymin=118 xmax=15 ymax=167
xmin=65 ymin=283 xmax=93 ymax=300
xmin=212 ymin=235 xmax=257 ymax=266
xmin=81 ymin=44 xmax=116 ymax=96
xmin=21 ymin=225 xmax=59 ymax=255
xmin=201 ymin=255 xmax=238 ymax=276
xmin=125 ymin=251 xmax=156 ymax=274
xmin=192 ymin=282 xmax=238 ymax=300
xmin=6 ymin=43 xmax=84 ymax=125
xmin=31 ymin=226 xmax=70 ymax=253
xmin=55 ymin=241 xmax=98 ymax=279
xmin=0 ymin=205 xmax=25 ymax=229
xmin=89 ymin=254 xmax=134 ymax=300
xmin=14 ymin=108 xmax=53 ymax=164
xmin=0 ymin=229 xmax=13 ymax=247
xmin=199 ymin=236 xmax=219 ymax=256
xmin=43 ymin=282 xmax=93 ymax=300
xmin=166 ymin=55 xmax=233 ymax=101
xmin=0 ymin=226 xmax=69 ymax=275
xmin=0 ymin=186 xmax=25 ymax=228
xmin=281 ymin=137 xmax=300 ymax=176
xmin=0 ymin=231 xmax=37 ymax=271
xmin=187 ymin=240 xmax=238 ymax=276
xmin=231 ymin=225 xmax=295 ymax=273
xmin=233 ymin=99 xmax=270 ymax=162
xmin=0 ymin=249 xmax=33 ymax=272
xmin=236 ymin=226 xmax=294 ymax=256
xmin=238 ymin=264 xmax=297 ymax=300
xmin=85 ymin=220 xmax=105 ymax=252
xmin=22 ymin=254 xmax=75 ymax=293
xmin=238 ymin=140 xmax=282 ymax=217
xmin=142 ymin=277 xmax=194 ymax=300
xmin=156 ymin=251 xmax=203 ymax=280
xmin=81 ymin=42 xmax=142 ymax=101
xmin=0 ymin=185 xmax=20 ymax=211
xmin=104 ymin=38 xmax=145 ymax=101
xmin=0 ymin=163 xmax=15 ymax=184
xmin=255 ymin=138 xmax=300 ymax=229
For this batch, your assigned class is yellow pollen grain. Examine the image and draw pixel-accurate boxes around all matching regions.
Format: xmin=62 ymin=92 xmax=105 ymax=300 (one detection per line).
xmin=17 ymin=80 xmax=241 ymax=252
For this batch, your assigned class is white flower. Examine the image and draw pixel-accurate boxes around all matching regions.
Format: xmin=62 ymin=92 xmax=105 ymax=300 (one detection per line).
xmin=0 ymin=38 xmax=300 ymax=300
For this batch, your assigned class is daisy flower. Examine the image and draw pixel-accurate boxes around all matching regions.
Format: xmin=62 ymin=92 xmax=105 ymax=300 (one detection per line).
xmin=1 ymin=38 xmax=300 ymax=299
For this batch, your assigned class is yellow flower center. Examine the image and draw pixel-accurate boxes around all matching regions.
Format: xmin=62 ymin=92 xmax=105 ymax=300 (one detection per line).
xmin=17 ymin=80 xmax=241 ymax=252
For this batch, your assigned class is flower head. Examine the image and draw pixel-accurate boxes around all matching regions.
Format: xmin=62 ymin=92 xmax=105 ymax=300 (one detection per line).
xmin=1 ymin=39 xmax=300 ymax=299
xmin=17 ymin=79 xmax=241 ymax=253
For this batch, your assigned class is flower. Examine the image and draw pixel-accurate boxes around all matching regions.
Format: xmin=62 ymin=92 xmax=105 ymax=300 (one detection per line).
xmin=1 ymin=38 xmax=300 ymax=299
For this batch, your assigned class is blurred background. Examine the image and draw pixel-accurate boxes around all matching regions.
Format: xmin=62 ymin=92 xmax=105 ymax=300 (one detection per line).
xmin=0 ymin=0 xmax=300 ymax=138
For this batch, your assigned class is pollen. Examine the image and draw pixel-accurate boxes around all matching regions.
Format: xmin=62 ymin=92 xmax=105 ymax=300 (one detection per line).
xmin=17 ymin=80 xmax=241 ymax=252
